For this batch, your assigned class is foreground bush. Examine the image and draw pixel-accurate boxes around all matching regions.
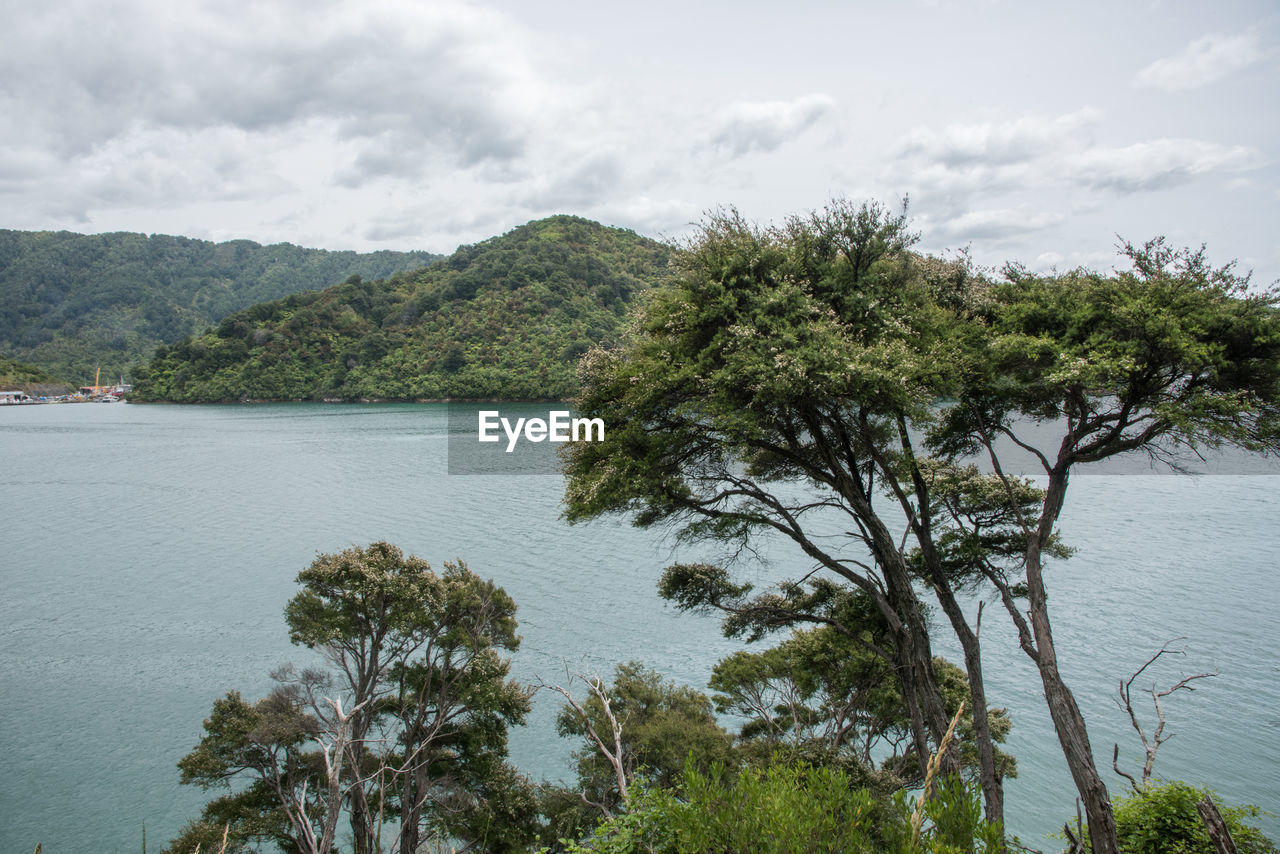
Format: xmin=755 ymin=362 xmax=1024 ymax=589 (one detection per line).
xmin=1107 ymin=781 xmax=1276 ymax=854
xmin=558 ymin=759 xmax=1003 ymax=853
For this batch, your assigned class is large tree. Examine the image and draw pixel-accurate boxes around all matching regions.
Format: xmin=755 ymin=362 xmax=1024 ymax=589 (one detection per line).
xmin=562 ymin=202 xmax=1280 ymax=853
xmin=561 ymin=200 xmax=1012 ymax=823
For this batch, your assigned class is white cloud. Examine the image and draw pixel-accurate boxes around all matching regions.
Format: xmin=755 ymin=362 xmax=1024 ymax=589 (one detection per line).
xmin=887 ymin=109 xmax=1266 ymax=209
xmin=1134 ymin=31 xmax=1266 ymax=91
xmin=896 ymin=109 xmax=1100 ymax=167
xmin=886 ymin=110 xmax=1101 ymax=202
xmin=707 ymin=94 xmax=835 ymax=157
xmin=936 ymin=208 xmax=1066 ymax=241
xmin=1067 ymin=139 xmax=1264 ymax=193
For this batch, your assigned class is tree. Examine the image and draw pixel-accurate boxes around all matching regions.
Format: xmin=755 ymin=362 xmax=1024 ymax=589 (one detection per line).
xmin=545 ymin=662 xmax=734 ymax=826
xmin=166 ymin=681 xmax=332 ymax=853
xmin=932 ymin=238 xmax=1280 ymax=853
xmin=170 ymin=542 xmax=535 ymax=854
xmin=706 ymin=622 xmax=1014 ymax=789
xmin=562 ymin=200 xmax=1013 ymax=825
xmin=562 ymin=202 xmax=1280 ymax=853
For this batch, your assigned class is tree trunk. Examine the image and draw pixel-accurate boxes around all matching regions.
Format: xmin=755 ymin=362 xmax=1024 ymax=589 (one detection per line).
xmin=839 ymin=476 xmax=960 ymax=777
xmin=932 ymin=581 xmax=1004 ymax=825
xmin=1025 ymin=469 xmax=1118 ymax=854
xmin=1197 ymin=795 xmax=1238 ymax=854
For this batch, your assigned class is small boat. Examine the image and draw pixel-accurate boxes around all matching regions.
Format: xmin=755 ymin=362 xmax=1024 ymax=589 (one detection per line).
xmin=100 ymin=394 xmax=120 ymax=402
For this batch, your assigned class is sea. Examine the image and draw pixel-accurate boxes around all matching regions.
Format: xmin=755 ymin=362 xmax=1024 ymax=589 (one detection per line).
xmin=1 ymin=402 xmax=1277 ymax=852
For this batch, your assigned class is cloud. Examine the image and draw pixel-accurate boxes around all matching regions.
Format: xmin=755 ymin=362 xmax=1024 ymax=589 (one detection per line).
xmin=886 ymin=110 xmax=1101 ymax=201
xmin=0 ymin=0 xmax=547 ymax=176
xmin=1134 ymin=31 xmax=1266 ymax=91
xmin=935 ymin=208 xmax=1066 ymax=241
xmin=707 ymin=94 xmax=835 ymax=157
xmin=887 ymin=109 xmax=1265 ymax=208
xmin=896 ymin=109 xmax=1100 ymax=168
xmin=516 ymin=148 xmax=626 ymax=210
xmin=1067 ymin=139 xmax=1264 ymax=193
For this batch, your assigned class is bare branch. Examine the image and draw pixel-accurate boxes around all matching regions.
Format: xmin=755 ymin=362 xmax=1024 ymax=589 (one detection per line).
xmin=1114 ymin=639 xmax=1217 ymax=786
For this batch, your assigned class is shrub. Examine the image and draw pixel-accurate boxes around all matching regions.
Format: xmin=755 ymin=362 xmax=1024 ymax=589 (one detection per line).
xmin=1106 ymin=781 xmax=1276 ymax=854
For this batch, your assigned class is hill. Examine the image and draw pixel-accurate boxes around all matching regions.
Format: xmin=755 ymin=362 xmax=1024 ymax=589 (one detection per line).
xmin=131 ymin=216 xmax=673 ymax=402
xmin=0 ymin=354 xmax=73 ymax=395
xmin=0 ymin=229 xmax=438 ymax=384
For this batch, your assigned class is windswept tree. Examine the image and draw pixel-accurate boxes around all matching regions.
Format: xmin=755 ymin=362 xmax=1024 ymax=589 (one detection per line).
xmin=169 ymin=542 xmax=536 ymax=854
xmin=562 ymin=200 xmax=1013 ymax=825
xmin=929 ymin=238 xmax=1280 ymax=853
xmin=562 ymin=201 xmax=1280 ymax=853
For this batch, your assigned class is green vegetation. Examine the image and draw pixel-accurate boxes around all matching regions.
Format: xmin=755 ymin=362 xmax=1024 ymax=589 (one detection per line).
xmin=559 ymin=763 xmax=1003 ymax=854
xmin=561 ymin=199 xmax=1280 ymax=853
xmin=1074 ymin=782 xmax=1277 ymax=854
xmin=131 ymin=216 xmax=671 ymax=402
xmin=0 ymin=229 xmax=437 ymax=384
xmin=168 ymin=543 xmax=536 ymax=854
xmin=148 ymin=201 xmax=1280 ymax=852
xmin=0 ymin=353 xmax=72 ymax=394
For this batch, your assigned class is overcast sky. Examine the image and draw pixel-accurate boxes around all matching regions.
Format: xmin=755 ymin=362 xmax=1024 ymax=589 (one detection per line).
xmin=2 ymin=0 xmax=1276 ymax=283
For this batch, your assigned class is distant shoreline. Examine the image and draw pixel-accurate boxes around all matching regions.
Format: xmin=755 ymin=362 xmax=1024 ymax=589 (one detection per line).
xmin=126 ymin=397 xmax=573 ymax=405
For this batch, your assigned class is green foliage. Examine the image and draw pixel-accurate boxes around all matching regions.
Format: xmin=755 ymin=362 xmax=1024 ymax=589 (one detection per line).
xmin=558 ymin=760 xmax=1003 ymax=854
xmin=1099 ymin=781 xmax=1277 ymax=854
xmin=709 ymin=622 xmax=1014 ymax=787
xmin=933 ymin=237 xmax=1280 ymax=464
xmin=554 ymin=662 xmax=734 ymax=820
xmin=131 ymin=216 xmax=671 ymax=401
xmin=169 ymin=542 xmax=536 ymax=854
xmin=0 ymin=228 xmax=436 ymax=382
xmin=0 ymin=353 xmax=72 ymax=393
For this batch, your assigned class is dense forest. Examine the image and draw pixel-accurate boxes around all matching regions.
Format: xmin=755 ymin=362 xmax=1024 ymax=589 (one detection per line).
xmin=0 ymin=229 xmax=438 ymax=384
xmin=131 ymin=216 xmax=672 ymax=402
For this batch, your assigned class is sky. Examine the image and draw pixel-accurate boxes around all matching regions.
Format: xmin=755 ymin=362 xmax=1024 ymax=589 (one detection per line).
xmin=2 ymin=0 xmax=1277 ymax=284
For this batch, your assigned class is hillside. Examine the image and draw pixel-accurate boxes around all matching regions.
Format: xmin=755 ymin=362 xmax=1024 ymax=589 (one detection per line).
xmin=131 ymin=216 xmax=672 ymax=402
xmin=0 ymin=230 xmax=438 ymax=384
xmin=0 ymin=354 xmax=73 ymax=395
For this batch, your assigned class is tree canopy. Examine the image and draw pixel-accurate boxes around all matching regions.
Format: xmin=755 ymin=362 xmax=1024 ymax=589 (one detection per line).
xmin=562 ymin=199 xmax=1280 ymax=854
xmin=168 ymin=542 xmax=536 ymax=854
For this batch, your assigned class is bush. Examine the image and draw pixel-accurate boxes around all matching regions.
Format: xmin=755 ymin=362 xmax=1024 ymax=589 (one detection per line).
xmin=1107 ymin=781 xmax=1276 ymax=854
xmin=557 ymin=758 xmax=1003 ymax=854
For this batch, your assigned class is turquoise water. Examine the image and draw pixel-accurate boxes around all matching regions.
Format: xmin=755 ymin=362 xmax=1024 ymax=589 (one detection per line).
xmin=1 ymin=402 xmax=1277 ymax=851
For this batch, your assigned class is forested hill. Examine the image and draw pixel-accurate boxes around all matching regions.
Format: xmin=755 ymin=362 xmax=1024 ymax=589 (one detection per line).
xmin=131 ymin=216 xmax=673 ymax=402
xmin=0 ymin=229 xmax=438 ymax=384
xmin=0 ymin=354 xmax=72 ymax=395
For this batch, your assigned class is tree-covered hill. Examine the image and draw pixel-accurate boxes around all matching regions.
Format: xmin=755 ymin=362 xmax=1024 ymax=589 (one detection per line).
xmin=0 ymin=229 xmax=438 ymax=384
xmin=131 ymin=216 xmax=672 ymax=402
xmin=0 ymin=354 xmax=73 ymax=395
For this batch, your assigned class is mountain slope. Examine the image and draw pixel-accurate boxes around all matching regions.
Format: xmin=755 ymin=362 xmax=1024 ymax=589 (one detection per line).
xmin=0 ymin=230 xmax=438 ymax=384
xmin=131 ymin=216 xmax=672 ymax=402
xmin=0 ymin=354 xmax=73 ymax=395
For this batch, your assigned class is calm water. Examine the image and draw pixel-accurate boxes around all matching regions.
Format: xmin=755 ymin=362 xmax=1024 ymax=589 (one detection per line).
xmin=1 ymin=403 xmax=1277 ymax=851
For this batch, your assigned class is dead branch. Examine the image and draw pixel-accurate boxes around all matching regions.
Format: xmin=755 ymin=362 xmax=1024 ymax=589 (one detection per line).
xmin=535 ymin=667 xmax=631 ymax=814
xmin=1113 ymin=638 xmax=1216 ymax=789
